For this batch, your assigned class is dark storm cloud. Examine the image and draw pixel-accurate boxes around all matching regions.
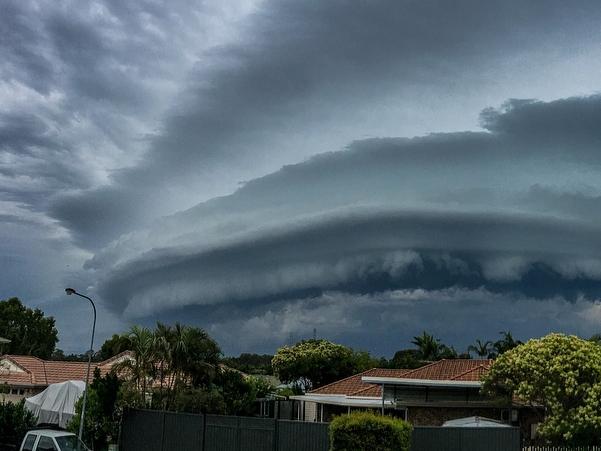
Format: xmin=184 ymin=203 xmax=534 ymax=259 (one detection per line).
xmin=4 ymin=0 xmax=601 ymax=353
xmin=84 ymin=91 xmax=601 ymax=343
xmin=48 ymin=0 xmax=601 ymax=249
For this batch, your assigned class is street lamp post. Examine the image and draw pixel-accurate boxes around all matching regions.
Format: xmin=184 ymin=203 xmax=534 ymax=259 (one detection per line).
xmin=65 ymin=288 xmax=97 ymax=442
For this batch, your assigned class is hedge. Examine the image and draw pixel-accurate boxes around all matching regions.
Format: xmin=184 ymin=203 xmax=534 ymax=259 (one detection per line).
xmin=329 ymin=411 xmax=412 ymax=451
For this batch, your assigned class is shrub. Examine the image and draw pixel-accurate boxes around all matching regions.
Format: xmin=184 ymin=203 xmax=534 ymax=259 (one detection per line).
xmin=0 ymin=400 xmax=36 ymax=448
xmin=329 ymin=411 xmax=412 ymax=451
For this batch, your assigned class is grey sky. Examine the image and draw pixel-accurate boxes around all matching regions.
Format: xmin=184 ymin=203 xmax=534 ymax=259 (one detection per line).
xmin=2 ymin=0 xmax=601 ymax=354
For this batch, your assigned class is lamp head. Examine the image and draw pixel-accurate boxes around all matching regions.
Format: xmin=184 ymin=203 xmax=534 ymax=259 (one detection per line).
xmin=65 ymin=288 xmax=76 ymax=295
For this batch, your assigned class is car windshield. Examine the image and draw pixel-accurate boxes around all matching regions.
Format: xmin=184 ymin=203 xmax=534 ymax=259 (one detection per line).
xmin=54 ymin=436 xmax=90 ymax=451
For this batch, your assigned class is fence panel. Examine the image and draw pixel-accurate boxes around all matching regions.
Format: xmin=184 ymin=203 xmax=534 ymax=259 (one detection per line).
xmin=238 ymin=417 xmax=275 ymax=451
xmin=162 ymin=411 xmax=204 ymax=451
xmin=120 ymin=409 xmax=164 ymax=451
xmin=523 ymin=448 xmax=601 ymax=451
xmin=277 ymin=420 xmax=329 ymax=451
xmin=411 ymin=427 xmax=520 ymax=451
xmin=205 ymin=415 xmax=240 ymax=451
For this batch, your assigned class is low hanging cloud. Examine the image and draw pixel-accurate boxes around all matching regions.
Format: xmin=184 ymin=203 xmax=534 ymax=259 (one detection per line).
xmin=4 ymin=0 xmax=601 ymax=353
xmin=90 ymin=94 xmax=601 ymax=332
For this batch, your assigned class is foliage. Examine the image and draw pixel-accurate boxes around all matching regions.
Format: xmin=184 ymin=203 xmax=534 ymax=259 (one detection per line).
xmin=411 ymin=331 xmax=457 ymax=361
xmin=329 ymin=412 xmax=412 ymax=451
xmin=216 ymin=370 xmax=262 ymax=416
xmin=116 ymin=323 xmax=221 ymax=411
xmin=97 ymin=334 xmax=132 ymax=361
xmin=482 ymin=333 xmax=601 ymax=445
xmin=388 ymin=349 xmax=423 ymax=369
xmin=351 ymin=350 xmax=384 ymax=372
xmin=68 ymin=370 xmax=122 ymax=450
xmin=468 ymin=339 xmax=494 ymax=359
xmin=272 ymin=339 xmax=356 ymax=391
xmin=491 ymin=331 xmax=522 ymax=357
xmin=222 ymin=353 xmax=274 ymax=375
xmin=0 ymin=400 xmax=36 ymax=447
xmin=0 ymin=297 xmax=58 ymax=359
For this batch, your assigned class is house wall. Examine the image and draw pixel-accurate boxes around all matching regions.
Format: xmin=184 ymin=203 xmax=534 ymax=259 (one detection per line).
xmin=303 ymin=401 xmax=318 ymax=422
xmin=0 ymin=386 xmax=41 ymax=403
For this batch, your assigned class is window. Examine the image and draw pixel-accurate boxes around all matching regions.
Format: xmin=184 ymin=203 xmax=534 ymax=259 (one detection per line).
xmin=22 ymin=434 xmax=37 ymax=451
xmin=35 ymin=436 xmax=58 ymax=451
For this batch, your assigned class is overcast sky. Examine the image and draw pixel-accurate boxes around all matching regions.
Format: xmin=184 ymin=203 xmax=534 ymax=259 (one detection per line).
xmin=2 ymin=0 xmax=601 ymax=356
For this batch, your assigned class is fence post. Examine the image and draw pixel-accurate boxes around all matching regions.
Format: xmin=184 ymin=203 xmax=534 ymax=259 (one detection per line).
xmin=160 ymin=411 xmax=167 ymax=451
xmin=236 ymin=417 xmax=242 ymax=451
xmin=273 ymin=419 xmax=279 ymax=451
xmin=201 ymin=413 xmax=207 ymax=451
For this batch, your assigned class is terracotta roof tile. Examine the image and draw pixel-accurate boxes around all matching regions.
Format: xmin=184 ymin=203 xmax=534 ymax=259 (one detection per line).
xmin=309 ymin=368 xmax=411 ymax=397
xmin=397 ymin=359 xmax=493 ymax=381
xmin=0 ymin=353 xmax=130 ymax=388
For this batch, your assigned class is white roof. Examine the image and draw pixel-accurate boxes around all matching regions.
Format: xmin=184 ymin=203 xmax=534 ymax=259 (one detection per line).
xmin=442 ymin=416 xmax=511 ymax=428
xmin=361 ymin=376 xmax=481 ymax=388
xmin=290 ymin=394 xmax=393 ymax=408
xmin=25 ymin=380 xmax=85 ymax=428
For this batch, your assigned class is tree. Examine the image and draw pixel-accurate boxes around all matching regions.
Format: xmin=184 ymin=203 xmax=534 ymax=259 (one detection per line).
xmin=222 ymin=354 xmax=274 ymax=375
xmin=68 ymin=370 xmax=122 ymax=449
xmin=411 ymin=331 xmax=456 ymax=361
xmin=491 ymin=331 xmax=522 ymax=357
xmin=482 ymin=333 xmax=601 ymax=445
xmin=0 ymin=400 xmax=36 ymax=448
xmin=468 ymin=339 xmax=493 ymax=359
xmin=0 ymin=297 xmax=58 ymax=358
xmin=116 ymin=326 xmax=155 ymax=406
xmin=389 ymin=349 xmax=422 ymax=369
xmin=272 ymin=339 xmax=356 ymax=391
xmin=97 ymin=334 xmax=132 ymax=361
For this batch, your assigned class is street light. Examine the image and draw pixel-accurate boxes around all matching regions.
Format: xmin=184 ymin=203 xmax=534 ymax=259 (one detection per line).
xmin=65 ymin=288 xmax=96 ymax=442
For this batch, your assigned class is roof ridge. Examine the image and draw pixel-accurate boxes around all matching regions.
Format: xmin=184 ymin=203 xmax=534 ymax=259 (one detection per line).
xmin=350 ymin=384 xmax=379 ymax=396
xmin=397 ymin=359 xmax=444 ymax=377
xmin=99 ymin=350 xmax=133 ymax=366
xmin=450 ymin=363 xmax=487 ymax=380
xmin=309 ymin=368 xmax=376 ymax=393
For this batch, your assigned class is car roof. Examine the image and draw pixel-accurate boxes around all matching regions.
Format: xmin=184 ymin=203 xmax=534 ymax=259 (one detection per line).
xmin=26 ymin=430 xmax=76 ymax=438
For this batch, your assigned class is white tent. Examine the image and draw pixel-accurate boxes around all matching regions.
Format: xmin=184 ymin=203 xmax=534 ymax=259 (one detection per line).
xmin=25 ymin=380 xmax=85 ymax=428
xmin=442 ymin=416 xmax=511 ymax=428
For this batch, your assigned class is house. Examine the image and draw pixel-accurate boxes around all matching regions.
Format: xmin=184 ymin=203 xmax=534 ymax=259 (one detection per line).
xmin=0 ymin=351 xmax=132 ymax=403
xmin=291 ymin=359 xmax=538 ymax=439
xmin=361 ymin=359 xmax=540 ymax=439
xmin=289 ymin=368 xmax=411 ymax=422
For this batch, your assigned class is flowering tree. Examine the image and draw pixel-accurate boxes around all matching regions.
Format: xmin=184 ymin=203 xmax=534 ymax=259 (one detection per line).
xmin=272 ymin=339 xmax=356 ymax=391
xmin=482 ymin=333 xmax=601 ymax=445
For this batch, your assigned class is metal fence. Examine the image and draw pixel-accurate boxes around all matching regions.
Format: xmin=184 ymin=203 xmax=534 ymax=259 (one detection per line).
xmin=120 ymin=409 xmax=329 ymax=451
xmin=120 ymin=408 xmax=521 ymax=451
xmin=411 ymin=426 xmax=520 ymax=451
xmin=523 ymin=448 xmax=601 ymax=451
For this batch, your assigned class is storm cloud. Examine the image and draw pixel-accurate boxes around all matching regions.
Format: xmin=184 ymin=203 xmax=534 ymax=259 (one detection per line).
xmin=3 ymin=0 xmax=601 ymax=353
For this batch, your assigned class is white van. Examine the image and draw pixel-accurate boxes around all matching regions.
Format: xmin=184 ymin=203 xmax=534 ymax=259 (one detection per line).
xmin=19 ymin=430 xmax=89 ymax=451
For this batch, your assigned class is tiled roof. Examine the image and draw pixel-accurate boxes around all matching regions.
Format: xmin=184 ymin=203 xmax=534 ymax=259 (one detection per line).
xmin=0 ymin=352 xmax=132 ymax=387
xmin=398 ymin=359 xmax=493 ymax=382
xmin=310 ymin=368 xmax=411 ymax=397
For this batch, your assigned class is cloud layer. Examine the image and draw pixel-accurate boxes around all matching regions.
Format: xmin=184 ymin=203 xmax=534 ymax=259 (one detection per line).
xmin=3 ymin=0 xmax=601 ymax=353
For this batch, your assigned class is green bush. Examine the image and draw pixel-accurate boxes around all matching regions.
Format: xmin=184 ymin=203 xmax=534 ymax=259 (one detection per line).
xmin=0 ymin=400 xmax=36 ymax=447
xmin=329 ymin=411 xmax=412 ymax=451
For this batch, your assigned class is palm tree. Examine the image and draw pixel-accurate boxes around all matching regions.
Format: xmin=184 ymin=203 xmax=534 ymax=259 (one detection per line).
xmin=411 ymin=331 xmax=442 ymax=361
xmin=468 ymin=339 xmax=493 ymax=359
xmin=116 ymin=326 xmax=156 ymax=406
xmin=492 ymin=331 xmax=522 ymax=357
